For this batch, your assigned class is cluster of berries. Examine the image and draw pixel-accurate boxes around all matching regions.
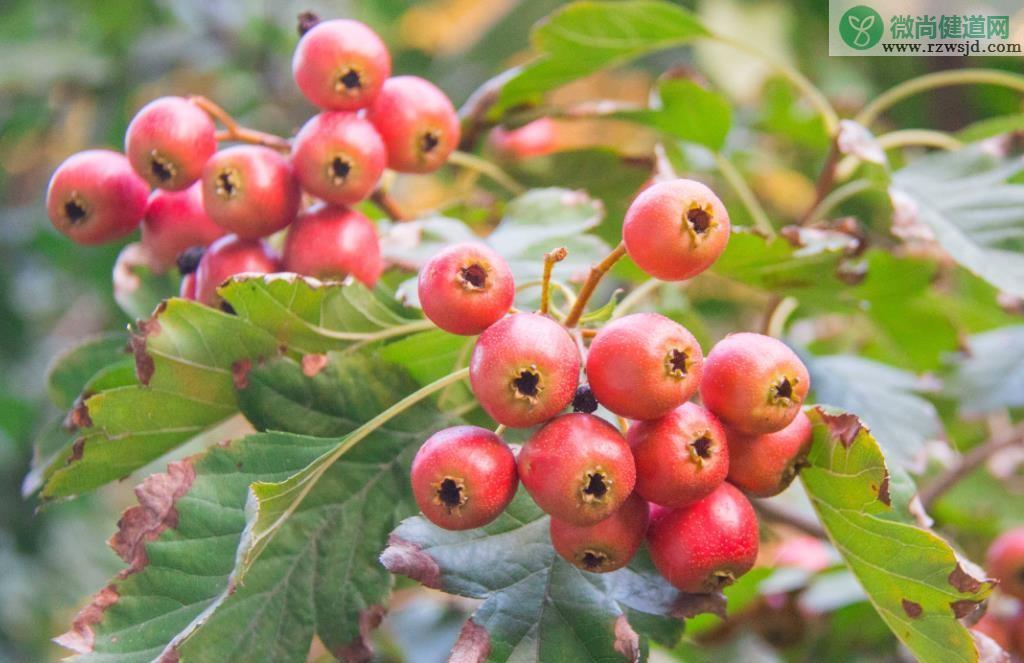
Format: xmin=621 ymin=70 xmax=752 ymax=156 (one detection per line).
xmin=44 ymin=17 xmax=460 ymax=307
xmin=975 ymin=527 xmax=1024 ymax=654
xmin=410 ymin=179 xmax=813 ymax=594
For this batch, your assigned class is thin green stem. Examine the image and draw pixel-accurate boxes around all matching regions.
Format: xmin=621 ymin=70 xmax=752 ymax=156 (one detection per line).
xmin=713 ymin=152 xmax=776 ymax=238
xmin=876 ymin=129 xmax=963 ymax=151
xmin=448 ymin=151 xmax=526 ymax=194
xmin=611 ymin=278 xmax=664 ymax=320
xmin=564 ymin=242 xmax=628 ymax=327
xmin=856 ymin=69 xmax=1024 ymax=128
xmin=540 ymin=247 xmax=569 ymax=315
xmin=804 ymin=178 xmax=874 ymax=225
xmin=764 ymin=296 xmax=799 ymax=338
xmin=314 ymin=318 xmax=435 ymax=343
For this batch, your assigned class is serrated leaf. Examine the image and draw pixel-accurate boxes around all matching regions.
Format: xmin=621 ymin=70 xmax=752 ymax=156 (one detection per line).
xmin=380 ymin=330 xmax=476 ymax=409
xmin=613 ymin=79 xmax=732 ymax=150
xmin=711 ymin=230 xmax=849 ymax=294
xmin=46 ymin=332 xmax=129 ymax=409
xmin=801 ymin=407 xmax=995 ymax=663
xmin=944 ymin=325 xmax=1024 ymax=415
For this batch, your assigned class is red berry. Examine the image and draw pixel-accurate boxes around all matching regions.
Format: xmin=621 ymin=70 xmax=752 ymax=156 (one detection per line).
xmin=469 ymin=313 xmax=580 ymax=428
xmin=972 ymin=612 xmax=1014 ymax=653
xmin=180 ymin=272 xmax=197 ymax=300
xmin=627 ymin=402 xmax=729 ymax=508
xmin=418 ymin=243 xmax=514 ymax=336
xmin=647 ymin=482 xmax=759 ymax=593
xmin=622 ymin=179 xmax=730 ymax=281
xmin=367 ymin=76 xmax=460 ymax=173
xmin=550 ymin=493 xmax=649 ymax=573
xmin=194 ymin=234 xmax=279 ymax=306
xmin=987 ymin=527 xmax=1024 ymax=600
xmin=281 ymin=205 xmax=382 ymax=287
xmin=292 ymin=19 xmax=391 ymax=111
xmin=726 ymin=410 xmax=813 ymax=498
xmin=45 ymin=150 xmax=149 ymax=245
xmin=125 ymin=96 xmax=218 ymax=191
xmin=489 ymin=118 xmax=558 ymax=160
xmin=410 ymin=426 xmax=518 ymax=531
xmin=586 ymin=312 xmax=702 ymax=421
xmin=201 ymin=146 xmax=300 ymax=239
xmin=700 ymin=333 xmax=810 ymax=435
xmin=141 ymin=183 xmax=226 ymax=270
xmin=290 ymin=112 xmax=386 ymax=205
xmin=518 ymin=413 xmax=636 ymax=525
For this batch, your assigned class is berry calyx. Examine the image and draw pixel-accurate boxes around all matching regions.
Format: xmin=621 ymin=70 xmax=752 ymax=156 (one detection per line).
xmin=292 ymin=19 xmax=391 ymax=111
xmin=45 ymin=150 xmax=149 ymax=245
xmin=986 ymin=527 xmax=1024 ymax=600
xmin=585 ymin=312 xmax=703 ymax=421
xmin=281 ymin=205 xmax=382 ymax=287
xmin=410 ymin=426 xmax=518 ymax=531
xmin=141 ymin=183 xmax=226 ymax=270
xmin=194 ymin=234 xmax=279 ymax=306
xmin=726 ymin=410 xmax=813 ymax=498
xmin=627 ymin=402 xmax=729 ymax=508
xmin=176 ymin=246 xmax=205 ymax=276
xmin=647 ymin=482 xmax=759 ymax=593
xmin=518 ymin=413 xmax=636 ymax=525
xmin=469 ymin=313 xmax=580 ymax=428
xmin=290 ymin=111 xmax=386 ymax=205
xmin=367 ymin=76 xmax=460 ymax=173
xmin=700 ymin=332 xmax=810 ymax=434
xmin=417 ymin=243 xmax=514 ymax=336
xmin=125 ymin=96 xmax=218 ymax=191
xmin=622 ymin=178 xmax=731 ymax=281
xmin=201 ymin=146 xmax=301 ymax=239
xmin=550 ymin=493 xmax=649 ymax=573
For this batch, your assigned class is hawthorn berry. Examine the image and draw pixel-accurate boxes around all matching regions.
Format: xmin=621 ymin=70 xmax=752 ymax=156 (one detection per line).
xmin=179 ymin=273 xmax=197 ymax=300
xmin=518 ymin=413 xmax=636 ymax=525
xmin=201 ymin=146 xmax=301 ymax=239
xmin=550 ymin=493 xmax=649 ymax=573
xmin=125 ymin=96 xmax=217 ymax=191
xmin=367 ymin=76 xmax=460 ymax=173
xmin=290 ymin=111 xmax=386 ymax=205
xmin=45 ymin=150 xmax=149 ymax=245
xmin=622 ymin=178 xmax=731 ymax=281
xmin=281 ymin=205 xmax=382 ymax=287
xmin=986 ymin=527 xmax=1024 ymax=600
xmin=586 ymin=312 xmax=702 ymax=421
xmin=726 ymin=410 xmax=813 ymax=498
xmin=647 ymin=482 xmax=759 ymax=593
xmin=700 ymin=332 xmax=810 ymax=435
xmin=141 ymin=183 xmax=226 ymax=270
xmin=489 ymin=118 xmax=558 ymax=160
xmin=194 ymin=234 xmax=279 ymax=306
xmin=627 ymin=402 xmax=729 ymax=508
xmin=292 ymin=19 xmax=391 ymax=111
xmin=469 ymin=313 xmax=580 ymax=428
xmin=410 ymin=426 xmax=518 ymax=531
xmin=972 ymin=612 xmax=1014 ymax=653
xmin=417 ymin=243 xmax=514 ymax=336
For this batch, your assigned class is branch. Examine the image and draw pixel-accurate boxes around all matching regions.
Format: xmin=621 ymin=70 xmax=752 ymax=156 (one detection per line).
xmin=370 ymin=189 xmax=410 ymax=221
xmin=190 ymin=95 xmax=291 ymax=153
xmin=563 ymin=242 xmax=628 ymax=327
xmin=540 ymin=247 xmax=568 ymax=315
xmin=919 ymin=421 xmax=1024 ymax=509
xmin=754 ymin=500 xmax=827 ymax=540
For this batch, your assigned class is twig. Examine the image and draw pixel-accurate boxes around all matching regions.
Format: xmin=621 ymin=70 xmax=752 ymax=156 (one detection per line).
xmin=611 ymin=278 xmax=663 ymax=320
xmin=447 ymin=151 xmax=525 ymax=194
xmin=494 ymin=424 xmax=507 ymax=437
xmin=713 ymin=152 xmax=775 ymax=239
xmin=457 ymin=67 xmax=522 ymax=151
xmin=540 ymin=247 xmax=568 ymax=315
xmin=799 ymin=141 xmax=839 ymax=225
xmin=190 ymin=95 xmax=291 ymax=153
xmin=919 ymin=421 xmax=1024 ymax=509
xmin=764 ymin=296 xmax=799 ymax=338
xmin=563 ymin=242 xmax=628 ymax=327
xmin=754 ymin=500 xmax=827 ymax=540
xmin=370 ymin=189 xmax=409 ymax=221
xmin=803 ymin=179 xmax=873 ymax=225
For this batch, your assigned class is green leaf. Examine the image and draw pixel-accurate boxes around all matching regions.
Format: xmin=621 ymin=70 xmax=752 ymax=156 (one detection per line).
xmin=944 ymin=325 xmax=1024 ymax=415
xmin=613 ymin=79 xmax=732 ymax=150
xmin=384 ymin=489 xmax=717 ymax=661
xmin=380 ymin=330 xmax=476 ymax=409
xmin=45 ymin=332 xmax=129 ymax=409
xmin=956 ymin=114 xmax=1024 ymax=142
xmin=711 ymin=230 xmax=849 ymax=295
xmin=801 ymin=407 xmax=995 ymax=663
xmin=498 ymin=0 xmax=709 ymax=110
xmin=891 ymin=143 xmax=1024 ymax=297
xmin=112 ymin=243 xmax=179 ymax=321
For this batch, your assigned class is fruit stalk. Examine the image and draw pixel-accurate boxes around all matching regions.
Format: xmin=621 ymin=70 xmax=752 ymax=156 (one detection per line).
xmin=540 ymin=247 xmax=568 ymax=316
xmin=563 ymin=241 xmax=628 ymax=327
xmin=190 ymin=95 xmax=291 ymax=153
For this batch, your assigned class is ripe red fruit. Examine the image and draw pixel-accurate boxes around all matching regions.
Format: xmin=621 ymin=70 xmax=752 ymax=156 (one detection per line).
xmin=410 ymin=426 xmax=518 ymax=531
xmin=550 ymin=493 xmax=649 ymax=573
xmin=489 ymin=118 xmax=558 ymax=160
xmin=125 ymin=96 xmax=217 ymax=191
xmin=986 ymin=527 xmax=1024 ymax=600
xmin=292 ymin=19 xmax=391 ymax=111
xmin=201 ymin=146 xmax=301 ymax=239
xmin=647 ymin=482 xmax=759 ymax=593
xmin=586 ymin=313 xmax=703 ymax=421
xmin=45 ymin=150 xmax=149 ymax=245
xmin=972 ymin=612 xmax=1014 ymax=653
xmin=469 ymin=313 xmax=580 ymax=428
xmin=700 ymin=333 xmax=810 ymax=435
xmin=290 ymin=112 xmax=386 ymax=205
xmin=180 ymin=273 xmax=197 ymax=300
xmin=622 ymin=178 xmax=731 ymax=281
xmin=727 ymin=410 xmax=813 ymax=498
xmin=627 ymin=402 xmax=729 ymax=508
xmin=417 ymin=243 xmax=514 ymax=336
xmin=518 ymin=413 xmax=636 ymax=525
xmin=194 ymin=234 xmax=279 ymax=306
xmin=141 ymin=183 xmax=226 ymax=270
xmin=367 ymin=76 xmax=460 ymax=173
xmin=281 ymin=205 xmax=382 ymax=287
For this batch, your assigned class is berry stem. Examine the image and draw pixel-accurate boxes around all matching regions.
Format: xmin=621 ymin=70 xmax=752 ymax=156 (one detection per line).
xmin=191 ymin=95 xmax=291 ymax=153
xmin=494 ymin=424 xmax=507 ymax=436
xmin=713 ymin=152 xmax=775 ymax=239
xmin=370 ymin=189 xmax=409 ymax=221
xmin=763 ymin=296 xmax=798 ymax=338
xmin=447 ymin=151 xmax=525 ymax=194
xmin=540 ymin=247 xmax=569 ymax=315
xmin=563 ymin=241 xmax=628 ymax=328
xmin=919 ymin=418 xmax=1024 ymax=509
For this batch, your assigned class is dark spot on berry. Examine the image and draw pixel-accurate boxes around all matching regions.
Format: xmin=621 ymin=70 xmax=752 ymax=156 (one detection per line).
xmin=512 ymin=369 xmax=540 ymax=398
xmin=149 ymin=153 xmax=176 ymax=182
xmin=666 ymin=348 xmax=688 ymax=376
xmin=459 ymin=263 xmax=487 ymax=289
xmin=220 ymin=301 xmax=236 ymax=315
xmin=176 ymin=246 xmax=206 ymax=275
xmin=437 ymin=478 xmax=463 ymax=510
xmin=687 ymin=208 xmax=711 ymax=234
xmin=216 ymin=168 xmax=240 ymax=199
xmin=572 ymin=385 xmax=598 ymax=413
xmin=773 ymin=377 xmax=793 ymax=400
xmin=338 ymin=68 xmax=363 ymax=91
xmin=691 ymin=435 xmax=713 ymax=459
xmin=419 ymin=130 xmax=441 ymax=155
xmin=328 ymin=155 xmax=352 ymax=184
xmin=580 ymin=550 xmax=608 ymax=571
xmin=296 ymin=10 xmax=320 ymax=36
xmin=582 ymin=472 xmax=608 ymax=499
xmin=64 ymin=198 xmax=88 ymax=225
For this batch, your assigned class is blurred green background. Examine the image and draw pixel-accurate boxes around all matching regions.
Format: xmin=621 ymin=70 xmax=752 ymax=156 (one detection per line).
xmin=0 ymin=1 xmax=1019 ymax=660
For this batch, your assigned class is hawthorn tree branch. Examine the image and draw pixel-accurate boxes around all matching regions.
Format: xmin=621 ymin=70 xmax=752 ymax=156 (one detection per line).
xmin=754 ymin=500 xmax=827 ymax=540
xmin=919 ymin=421 xmax=1024 ymax=509
xmin=190 ymin=95 xmax=291 ymax=152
